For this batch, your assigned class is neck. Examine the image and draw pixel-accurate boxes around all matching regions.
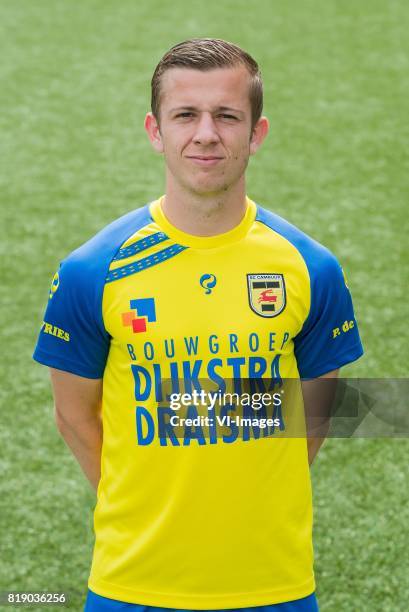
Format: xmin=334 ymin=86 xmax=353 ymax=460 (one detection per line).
xmin=162 ymin=176 xmax=248 ymax=237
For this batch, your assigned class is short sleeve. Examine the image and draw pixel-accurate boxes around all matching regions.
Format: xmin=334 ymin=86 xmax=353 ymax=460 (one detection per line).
xmin=33 ymin=257 xmax=110 ymax=379
xmin=294 ymin=254 xmax=364 ymax=379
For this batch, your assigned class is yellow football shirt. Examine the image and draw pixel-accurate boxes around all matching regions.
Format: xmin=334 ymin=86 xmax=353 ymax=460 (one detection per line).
xmin=33 ymin=196 xmax=363 ymax=608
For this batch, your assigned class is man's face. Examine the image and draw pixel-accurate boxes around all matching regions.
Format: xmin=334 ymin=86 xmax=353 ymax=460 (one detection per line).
xmin=145 ymin=66 xmax=268 ymax=196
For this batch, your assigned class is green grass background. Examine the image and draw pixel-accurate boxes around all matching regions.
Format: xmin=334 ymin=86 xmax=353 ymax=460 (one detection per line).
xmin=1 ymin=0 xmax=408 ymax=610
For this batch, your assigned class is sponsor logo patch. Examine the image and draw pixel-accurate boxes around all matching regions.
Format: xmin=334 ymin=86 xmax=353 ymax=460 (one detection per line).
xmin=49 ymin=271 xmax=60 ymax=299
xmin=121 ymin=298 xmax=156 ymax=333
xmin=199 ymin=274 xmax=217 ymax=294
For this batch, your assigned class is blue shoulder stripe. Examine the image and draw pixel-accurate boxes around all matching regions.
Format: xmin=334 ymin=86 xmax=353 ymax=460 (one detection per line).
xmin=106 ymin=244 xmax=188 ymax=283
xmin=112 ymin=231 xmax=169 ymax=261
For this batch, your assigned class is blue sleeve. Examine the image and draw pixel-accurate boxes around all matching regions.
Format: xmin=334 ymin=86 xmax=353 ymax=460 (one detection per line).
xmin=32 ymin=204 xmax=152 ymax=378
xmin=294 ymin=253 xmax=364 ymax=379
xmin=33 ymin=255 xmax=110 ymax=379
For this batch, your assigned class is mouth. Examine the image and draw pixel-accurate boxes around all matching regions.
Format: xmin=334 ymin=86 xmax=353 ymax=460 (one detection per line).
xmin=186 ymin=156 xmax=224 ymax=167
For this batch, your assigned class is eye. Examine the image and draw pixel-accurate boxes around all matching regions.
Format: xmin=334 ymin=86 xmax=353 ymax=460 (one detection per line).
xmin=218 ymin=114 xmax=239 ymax=120
xmin=175 ymin=112 xmax=194 ymax=119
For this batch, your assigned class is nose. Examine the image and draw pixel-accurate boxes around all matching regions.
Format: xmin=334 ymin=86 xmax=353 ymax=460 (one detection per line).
xmin=192 ymin=112 xmax=220 ymax=146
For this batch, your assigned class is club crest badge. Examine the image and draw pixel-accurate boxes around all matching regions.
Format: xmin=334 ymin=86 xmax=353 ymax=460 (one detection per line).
xmin=247 ymin=274 xmax=286 ymax=317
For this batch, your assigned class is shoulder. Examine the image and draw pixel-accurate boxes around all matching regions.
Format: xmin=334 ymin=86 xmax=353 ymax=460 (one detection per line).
xmin=62 ymin=204 xmax=152 ymax=275
xmin=49 ymin=203 xmax=153 ymax=338
xmin=53 ymin=203 xmax=154 ymax=315
xmin=255 ymin=204 xmax=342 ymax=282
xmin=60 ymin=204 xmax=152 ymax=287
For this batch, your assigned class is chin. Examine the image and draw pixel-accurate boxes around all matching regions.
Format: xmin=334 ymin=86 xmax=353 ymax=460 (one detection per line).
xmin=191 ymin=187 xmax=229 ymax=198
xmin=187 ymin=179 xmax=231 ymax=196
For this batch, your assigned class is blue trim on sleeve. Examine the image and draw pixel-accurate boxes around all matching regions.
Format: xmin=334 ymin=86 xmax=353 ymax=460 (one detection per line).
xmin=255 ymin=205 xmax=364 ymax=378
xmin=33 ymin=204 xmax=153 ymax=378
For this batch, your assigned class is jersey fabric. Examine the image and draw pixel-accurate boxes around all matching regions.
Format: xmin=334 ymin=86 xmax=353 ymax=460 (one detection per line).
xmin=84 ymin=588 xmax=319 ymax=611
xmin=33 ymin=196 xmax=363 ymax=609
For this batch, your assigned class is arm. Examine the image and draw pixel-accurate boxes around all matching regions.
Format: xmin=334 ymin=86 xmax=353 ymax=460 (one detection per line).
xmin=49 ymin=367 xmax=103 ymax=491
xmin=301 ymin=368 xmax=339 ymax=466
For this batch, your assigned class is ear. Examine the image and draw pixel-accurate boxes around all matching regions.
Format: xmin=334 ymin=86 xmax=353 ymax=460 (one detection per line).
xmin=144 ymin=112 xmax=164 ymax=153
xmin=249 ymin=116 xmax=269 ymax=155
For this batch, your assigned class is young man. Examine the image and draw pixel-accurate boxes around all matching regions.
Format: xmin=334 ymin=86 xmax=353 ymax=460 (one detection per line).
xmin=33 ymin=39 xmax=363 ymax=612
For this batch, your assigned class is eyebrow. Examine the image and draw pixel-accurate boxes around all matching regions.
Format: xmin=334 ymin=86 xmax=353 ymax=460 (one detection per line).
xmin=169 ymin=106 xmax=245 ymax=116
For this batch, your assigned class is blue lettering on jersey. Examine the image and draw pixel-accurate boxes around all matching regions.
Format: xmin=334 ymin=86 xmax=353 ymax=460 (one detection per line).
xmin=133 ymin=355 xmax=284 ymax=446
xmin=184 ymin=336 xmax=199 ymax=356
xmin=135 ymin=407 xmax=155 ymax=445
xmin=183 ymin=406 xmax=206 ymax=446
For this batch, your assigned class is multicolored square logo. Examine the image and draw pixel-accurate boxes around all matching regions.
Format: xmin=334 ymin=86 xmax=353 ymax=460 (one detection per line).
xmin=121 ymin=298 xmax=156 ymax=333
